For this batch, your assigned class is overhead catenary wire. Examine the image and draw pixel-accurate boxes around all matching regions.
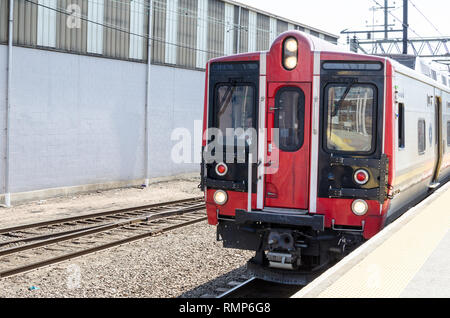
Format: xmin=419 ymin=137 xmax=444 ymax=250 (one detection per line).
xmin=23 ymin=0 xmax=294 ymax=58
xmin=371 ymin=0 xmax=423 ymax=39
xmin=408 ymin=0 xmax=444 ymax=37
xmin=24 ymin=0 xmax=225 ymax=57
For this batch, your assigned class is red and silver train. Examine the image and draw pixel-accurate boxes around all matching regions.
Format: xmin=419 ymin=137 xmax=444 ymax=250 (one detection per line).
xmin=200 ymin=31 xmax=450 ymax=284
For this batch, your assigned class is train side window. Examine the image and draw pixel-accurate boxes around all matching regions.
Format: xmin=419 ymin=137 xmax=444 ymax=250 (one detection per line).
xmin=274 ymin=87 xmax=305 ymax=152
xmin=398 ymin=103 xmax=405 ymax=149
xmin=418 ymin=119 xmax=426 ymax=154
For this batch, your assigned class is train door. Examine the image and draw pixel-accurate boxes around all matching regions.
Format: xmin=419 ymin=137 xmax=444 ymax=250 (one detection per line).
xmin=264 ymin=82 xmax=311 ymax=209
xmin=431 ymin=95 xmax=443 ymax=186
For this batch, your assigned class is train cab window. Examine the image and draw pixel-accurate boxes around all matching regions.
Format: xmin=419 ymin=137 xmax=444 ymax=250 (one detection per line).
xmin=398 ymin=103 xmax=405 ymax=149
xmin=274 ymin=87 xmax=305 ymax=152
xmin=325 ymin=84 xmax=376 ymax=153
xmin=215 ymin=85 xmax=255 ymax=145
xmin=418 ymin=119 xmax=426 ymax=154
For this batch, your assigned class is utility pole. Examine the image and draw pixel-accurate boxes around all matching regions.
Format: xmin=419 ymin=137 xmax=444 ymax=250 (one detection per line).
xmin=384 ymin=0 xmax=389 ymax=39
xmin=403 ymin=0 xmax=408 ymax=54
xmin=342 ymin=0 xmax=448 ymax=65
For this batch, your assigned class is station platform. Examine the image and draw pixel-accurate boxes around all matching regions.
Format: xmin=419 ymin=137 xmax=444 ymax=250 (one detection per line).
xmin=293 ymin=182 xmax=450 ymax=298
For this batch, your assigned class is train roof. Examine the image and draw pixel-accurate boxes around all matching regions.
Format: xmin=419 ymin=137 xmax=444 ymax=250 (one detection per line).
xmin=297 ymin=31 xmax=450 ymax=92
xmin=210 ymin=30 xmax=450 ymax=92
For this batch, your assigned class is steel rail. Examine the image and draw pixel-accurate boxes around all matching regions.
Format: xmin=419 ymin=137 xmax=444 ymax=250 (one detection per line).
xmin=0 ymin=215 xmax=207 ymax=279
xmin=0 ymin=223 xmax=112 ymax=247
xmin=217 ymin=278 xmax=304 ymax=298
xmin=0 ymin=197 xmax=203 ymax=235
xmin=216 ymin=277 xmax=257 ymax=298
xmin=0 ymin=203 xmax=205 ymax=257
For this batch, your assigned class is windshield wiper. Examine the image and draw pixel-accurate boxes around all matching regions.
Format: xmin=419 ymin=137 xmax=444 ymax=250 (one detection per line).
xmin=218 ymin=85 xmax=236 ymax=117
xmin=331 ymin=79 xmax=357 ymax=117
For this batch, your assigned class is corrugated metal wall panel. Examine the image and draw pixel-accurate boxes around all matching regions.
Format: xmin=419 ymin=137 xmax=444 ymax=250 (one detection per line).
xmin=238 ymin=7 xmax=248 ymax=54
xmin=129 ymin=0 xmax=148 ymax=60
xmin=165 ymin=0 xmax=178 ymax=64
xmin=103 ymin=0 xmax=130 ymax=60
xmin=142 ymin=1 xmax=149 ymax=62
xmin=207 ymin=0 xmax=224 ymax=61
xmin=4 ymin=0 xmax=339 ymax=65
xmin=256 ymin=13 xmax=269 ymax=51
xmin=56 ymin=0 xmax=88 ymax=53
xmin=276 ymin=19 xmax=287 ymax=35
xmin=247 ymin=10 xmax=256 ymax=52
xmin=223 ymin=2 xmax=233 ymax=56
xmin=269 ymin=17 xmax=276 ymax=44
xmin=37 ymin=0 xmax=57 ymax=47
xmin=310 ymin=30 xmax=319 ymax=38
xmin=195 ymin=0 xmax=207 ymax=68
xmin=0 ymin=0 xmax=8 ymax=43
xmin=152 ymin=0 xmax=166 ymax=63
xmin=325 ymin=34 xmax=338 ymax=44
xmin=87 ymin=0 xmax=104 ymax=54
xmin=14 ymin=0 xmax=38 ymax=46
xmin=233 ymin=5 xmax=239 ymax=53
xmin=177 ymin=0 xmax=197 ymax=68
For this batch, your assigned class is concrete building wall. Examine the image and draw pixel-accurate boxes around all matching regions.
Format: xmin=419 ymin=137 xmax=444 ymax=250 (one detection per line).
xmin=148 ymin=64 xmax=204 ymax=178
xmin=7 ymin=45 xmax=146 ymax=193
xmin=0 ymin=44 xmax=204 ymax=197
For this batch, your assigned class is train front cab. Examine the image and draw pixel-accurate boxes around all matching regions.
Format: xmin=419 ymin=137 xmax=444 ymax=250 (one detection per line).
xmin=202 ymin=32 xmax=392 ymax=284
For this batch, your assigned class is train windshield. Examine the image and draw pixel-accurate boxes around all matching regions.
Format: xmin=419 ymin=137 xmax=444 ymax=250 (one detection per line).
xmin=325 ymin=84 xmax=376 ymax=153
xmin=215 ymin=84 xmax=255 ymax=145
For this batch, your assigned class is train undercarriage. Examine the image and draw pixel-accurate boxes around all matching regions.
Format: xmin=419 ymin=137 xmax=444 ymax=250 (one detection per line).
xmin=217 ymin=210 xmax=365 ymax=285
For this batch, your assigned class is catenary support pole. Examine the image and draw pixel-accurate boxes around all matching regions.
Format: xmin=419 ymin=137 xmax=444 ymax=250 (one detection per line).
xmin=384 ymin=0 xmax=389 ymax=39
xmin=402 ymin=0 xmax=408 ymax=54
xmin=4 ymin=0 xmax=14 ymax=207
xmin=144 ymin=0 xmax=154 ymax=187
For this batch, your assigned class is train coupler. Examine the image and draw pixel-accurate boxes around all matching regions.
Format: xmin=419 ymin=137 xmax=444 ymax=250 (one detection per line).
xmin=267 ymin=252 xmax=301 ymax=270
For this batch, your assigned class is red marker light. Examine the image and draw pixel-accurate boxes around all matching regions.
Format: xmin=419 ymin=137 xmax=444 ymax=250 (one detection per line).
xmin=356 ymin=172 xmax=367 ymax=182
xmin=354 ymin=169 xmax=369 ymax=185
xmin=215 ymin=163 xmax=228 ymax=176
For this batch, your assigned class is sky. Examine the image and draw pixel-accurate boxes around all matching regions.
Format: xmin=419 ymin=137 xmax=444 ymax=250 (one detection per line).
xmin=236 ymin=0 xmax=449 ymax=44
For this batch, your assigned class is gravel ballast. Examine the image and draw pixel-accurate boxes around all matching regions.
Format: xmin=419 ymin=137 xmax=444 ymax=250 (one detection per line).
xmin=0 ymin=222 xmax=253 ymax=298
xmin=0 ymin=177 xmax=256 ymax=298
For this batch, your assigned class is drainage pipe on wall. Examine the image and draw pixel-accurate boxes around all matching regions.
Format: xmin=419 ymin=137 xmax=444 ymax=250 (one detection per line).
xmin=4 ymin=0 xmax=14 ymax=207
xmin=144 ymin=0 xmax=154 ymax=187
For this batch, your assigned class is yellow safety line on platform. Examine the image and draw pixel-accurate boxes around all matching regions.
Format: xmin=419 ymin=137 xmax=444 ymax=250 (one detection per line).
xmin=317 ymin=186 xmax=450 ymax=298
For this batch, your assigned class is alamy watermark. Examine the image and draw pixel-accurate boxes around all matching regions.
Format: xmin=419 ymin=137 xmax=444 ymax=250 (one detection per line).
xmin=171 ymin=120 xmax=280 ymax=175
xmin=66 ymin=4 xmax=82 ymax=29
xmin=66 ymin=263 xmax=81 ymax=290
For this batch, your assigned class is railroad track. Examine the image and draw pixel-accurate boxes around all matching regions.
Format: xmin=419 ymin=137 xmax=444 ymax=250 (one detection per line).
xmin=216 ymin=277 xmax=303 ymax=298
xmin=198 ymin=274 xmax=304 ymax=298
xmin=0 ymin=197 xmax=206 ymax=278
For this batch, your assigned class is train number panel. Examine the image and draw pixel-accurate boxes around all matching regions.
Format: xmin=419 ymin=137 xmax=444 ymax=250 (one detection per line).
xmin=200 ymin=31 xmax=450 ymax=285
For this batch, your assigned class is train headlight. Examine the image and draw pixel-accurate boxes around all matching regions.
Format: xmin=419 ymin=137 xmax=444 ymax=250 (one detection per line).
xmin=213 ymin=190 xmax=228 ymax=206
xmin=285 ymin=38 xmax=298 ymax=53
xmin=284 ymin=56 xmax=298 ymax=70
xmin=352 ymin=200 xmax=369 ymax=216
xmin=283 ymin=37 xmax=298 ymax=70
